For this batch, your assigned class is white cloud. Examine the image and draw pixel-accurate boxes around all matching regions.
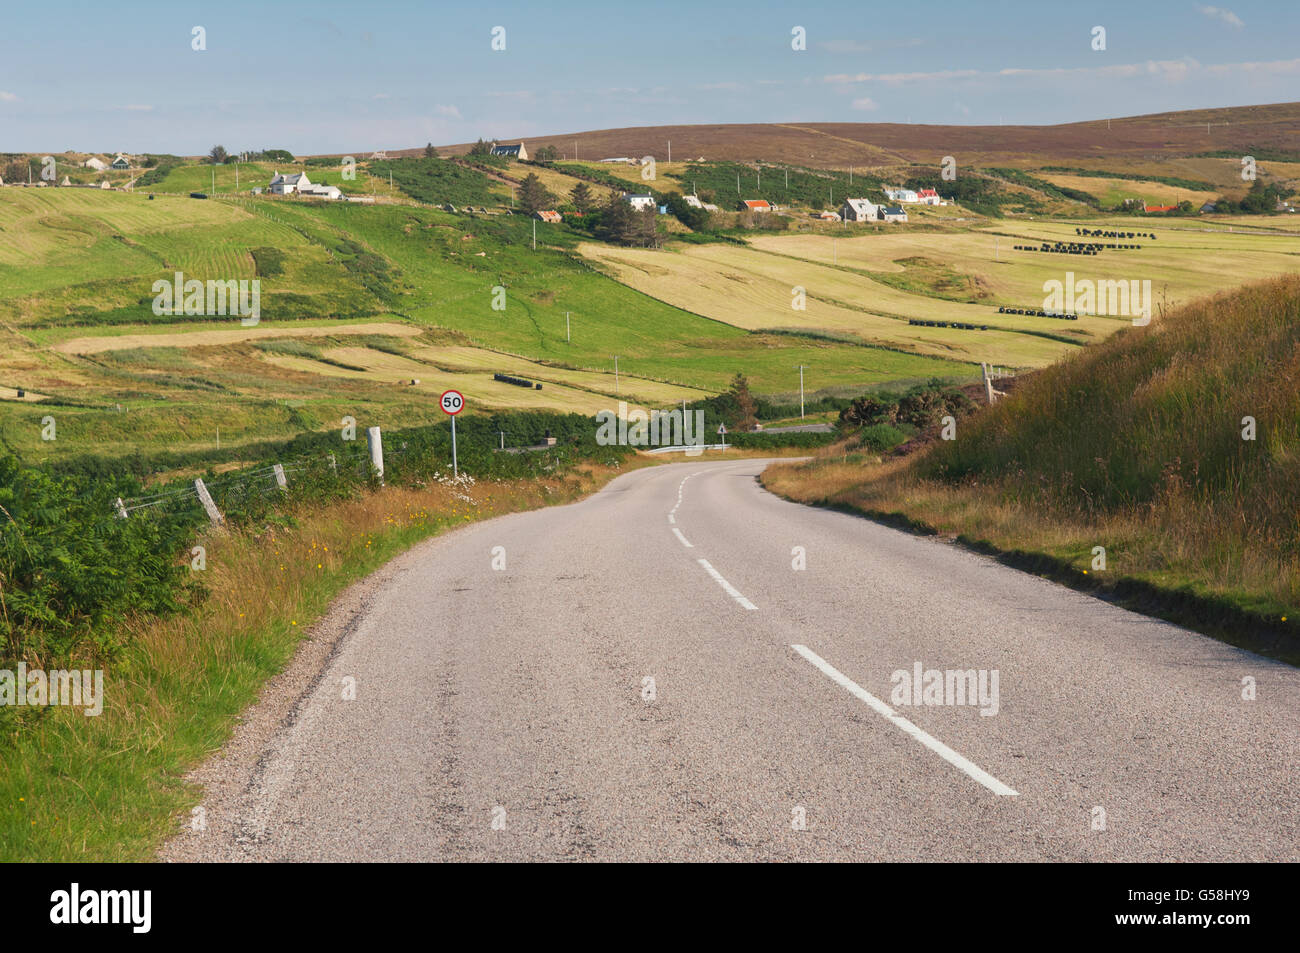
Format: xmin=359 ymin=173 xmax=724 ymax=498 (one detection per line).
xmin=1197 ymin=5 xmax=1244 ymax=28
xmin=850 ymin=96 xmax=879 ymax=111
xmin=433 ymin=104 xmax=461 ymax=119
xmin=0 ymin=91 xmax=17 ymax=102
xmin=827 ymin=69 xmax=980 ymax=85
xmin=820 ymin=39 xmax=872 ymax=54
xmin=826 ymin=55 xmax=1297 ymax=86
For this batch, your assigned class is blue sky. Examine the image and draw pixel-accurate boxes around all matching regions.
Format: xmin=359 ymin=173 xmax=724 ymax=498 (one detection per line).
xmin=2 ymin=0 xmax=1296 ymax=154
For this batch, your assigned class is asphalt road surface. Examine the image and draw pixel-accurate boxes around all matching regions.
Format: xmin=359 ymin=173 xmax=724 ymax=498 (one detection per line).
xmin=166 ymin=458 xmax=1300 ymax=862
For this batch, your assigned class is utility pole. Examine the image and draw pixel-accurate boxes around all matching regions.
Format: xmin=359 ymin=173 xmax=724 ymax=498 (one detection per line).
xmin=612 ymin=355 xmax=619 ymax=394
xmin=566 ymin=311 xmax=571 ymax=343
xmin=668 ymin=140 xmax=671 ymax=163
xmin=498 ymin=431 xmax=505 ymax=450
xmin=532 ymin=219 xmax=536 ymax=250
xmin=796 ymin=365 xmax=806 ymax=418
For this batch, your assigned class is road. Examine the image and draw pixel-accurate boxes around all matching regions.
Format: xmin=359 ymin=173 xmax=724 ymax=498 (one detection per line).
xmin=164 ymin=458 xmax=1300 ymax=862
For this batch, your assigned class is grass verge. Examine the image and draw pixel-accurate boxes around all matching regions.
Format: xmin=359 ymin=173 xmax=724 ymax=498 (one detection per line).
xmin=0 ymin=456 xmax=654 ymax=861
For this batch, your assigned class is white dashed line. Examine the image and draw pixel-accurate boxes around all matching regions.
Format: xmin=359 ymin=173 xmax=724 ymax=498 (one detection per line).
xmin=696 ymin=558 xmax=757 ymax=610
xmin=790 ymin=644 xmax=1019 ymax=797
xmin=672 ymin=528 xmax=693 ymax=548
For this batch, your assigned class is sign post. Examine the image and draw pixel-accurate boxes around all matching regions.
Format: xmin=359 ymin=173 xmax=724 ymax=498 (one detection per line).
xmin=717 ymin=423 xmax=727 ymax=451
xmin=440 ymin=389 xmax=464 ymax=477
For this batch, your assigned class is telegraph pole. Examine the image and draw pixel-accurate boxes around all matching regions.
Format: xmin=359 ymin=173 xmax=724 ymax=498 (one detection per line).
xmin=796 ymin=365 xmax=807 ymax=418
xmin=566 ymin=311 xmax=571 ymax=343
xmin=612 ymin=355 xmax=619 ymax=394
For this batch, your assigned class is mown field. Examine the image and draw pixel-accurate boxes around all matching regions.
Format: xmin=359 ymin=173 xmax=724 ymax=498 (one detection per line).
xmin=0 ymin=186 xmax=972 ymax=471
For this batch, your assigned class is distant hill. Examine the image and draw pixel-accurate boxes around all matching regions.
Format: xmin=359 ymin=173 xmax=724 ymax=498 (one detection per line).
xmin=406 ymin=102 xmax=1300 ymax=169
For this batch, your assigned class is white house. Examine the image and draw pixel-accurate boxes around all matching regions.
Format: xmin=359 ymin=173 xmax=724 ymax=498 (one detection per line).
xmin=883 ymin=186 xmax=918 ymax=203
xmin=82 ymin=156 xmax=109 ymax=172
xmin=298 ymin=183 xmax=343 ymax=200
xmin=491 ymin=142 xmax=528 ymax=160
xmin=111 ymin=155 xmax=131 ymax=170
xmin=269 ymin=171 xmax=311 ymax=195
xmin=879 ymin=205 xmax=908 ymax=223
xmin=841 ymin=198 xmax=879 ymax=222
xmin=915 ymin=188 xmax=943 ymax=206
xmin=625 ymin=193 xmax=656 ymax=211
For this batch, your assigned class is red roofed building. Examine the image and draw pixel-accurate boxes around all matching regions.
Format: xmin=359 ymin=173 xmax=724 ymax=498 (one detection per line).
xmin=916 ymin=188 xmax=943 ymax=205
xmin=1143 ymin=203 xmax=1178 ymax=213
xmin=534 ymin=210 xmax=562 ymax=223
xmin=741 ymin=199 xmax=774 ymax=212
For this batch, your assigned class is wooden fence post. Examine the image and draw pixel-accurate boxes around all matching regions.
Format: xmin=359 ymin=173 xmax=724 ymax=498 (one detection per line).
xmin=273 ymin=463 xmax=287 ymax=491
xmin=194 ymin=478 xmax=225 ymax=526
xmin=366 ymin=426 xmax=384 ymax=485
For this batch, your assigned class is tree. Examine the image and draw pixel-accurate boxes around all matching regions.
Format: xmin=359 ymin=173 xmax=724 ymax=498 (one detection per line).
xmin=533 ymin=145 xmax=559 ymax=162
xmin=725 ymin=373 xmax=759 ymax=431
xmin=208 ymin=145 xmax=228 ymax=165
xmin=594 ymin=195 xmax=658 ymax=247
xmin=569 ymin=181 xmax=595 ymax=213
xmin=469 ymin=138 xmax=494 ymax=157
xmin=518 ymin=173 xmax=554 ymax=215
xmin=424 ymin=142 xmax=439 ymax=159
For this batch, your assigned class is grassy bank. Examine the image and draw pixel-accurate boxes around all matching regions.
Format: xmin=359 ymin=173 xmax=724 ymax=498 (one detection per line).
xmin=763 ymin=275 xmax=1300 ymax=663
xmin=0 ymin=454 xmax=652 ymax=861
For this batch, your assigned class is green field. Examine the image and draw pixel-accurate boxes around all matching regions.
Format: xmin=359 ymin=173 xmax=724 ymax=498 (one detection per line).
xmin=4 ymin=172 xmax=1297 ymax=474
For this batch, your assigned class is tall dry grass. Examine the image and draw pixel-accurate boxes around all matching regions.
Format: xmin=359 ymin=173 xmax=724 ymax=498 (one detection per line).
xmin=765 ymin=275 xmax=1300 ymax=621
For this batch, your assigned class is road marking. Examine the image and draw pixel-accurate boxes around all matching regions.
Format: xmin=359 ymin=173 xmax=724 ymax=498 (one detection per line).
xmin=668 ymin=514 xmax=675 ymax=524
xmin=672 ymin=528 xmax=694 ymax=548
xmin=697 ymin=558 xmax=757 ymax=610
xmin=790 ymin=644 xmax=1019 ymax=797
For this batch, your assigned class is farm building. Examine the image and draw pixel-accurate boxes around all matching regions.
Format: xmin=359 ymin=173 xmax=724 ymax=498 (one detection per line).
xmin=298 ymin=183 xmax=343 ymax=200
xmin=111 ymin=155 xmax=131 ymax=170
xmin=684 ymin=194 xmax=704 ymax=208
xmin=625 ymin=193 xmax=656 ymax=211
xmin=879 ymin=206 xmax=908 ymax=223
xmin=841 ymin=198 xmax=879 ymax=222
xmin=883 ymin=186 xmax=918 ymax=203
xmin=534 ymin=210 xmax=562 ymax=223
xmin=82 ymin=156 xmax=108 ymax=171
xmin=269 ymin=171 xmax=311 ymax=195
xmin=491 ymin=142 xmax=528 ymax=160
xmin=817 ymin=211 xmax=841 ymax=221
xmin=1143 ymin=203 xmax=1177 ymax=213
xmin=741 ymin=199 xmax=774 ymax=213
xmin=916 ymin=188 xmax=943 ymax=205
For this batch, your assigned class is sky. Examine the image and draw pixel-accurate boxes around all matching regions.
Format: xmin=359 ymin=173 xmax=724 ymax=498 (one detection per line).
xmin=1 ymin=0 xmax=1297 ymax=154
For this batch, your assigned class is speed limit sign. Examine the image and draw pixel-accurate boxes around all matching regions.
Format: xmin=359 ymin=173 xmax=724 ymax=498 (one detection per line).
xmin=439 ymin=389 xmax=464 ymax=415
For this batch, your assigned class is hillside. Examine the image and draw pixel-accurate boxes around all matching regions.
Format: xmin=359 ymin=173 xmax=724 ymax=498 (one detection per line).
xmin=427 ymin=102 xmax=1300 ymax=168
xmin=763 ymin=274 xmax=1300 ymax=651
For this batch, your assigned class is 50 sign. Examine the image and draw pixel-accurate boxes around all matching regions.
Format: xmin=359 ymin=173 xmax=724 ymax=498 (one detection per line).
xmin=440 ymin=389 xmax=464 ymax=415
xmin=441 ymin=389 xmax=463 ymax=477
